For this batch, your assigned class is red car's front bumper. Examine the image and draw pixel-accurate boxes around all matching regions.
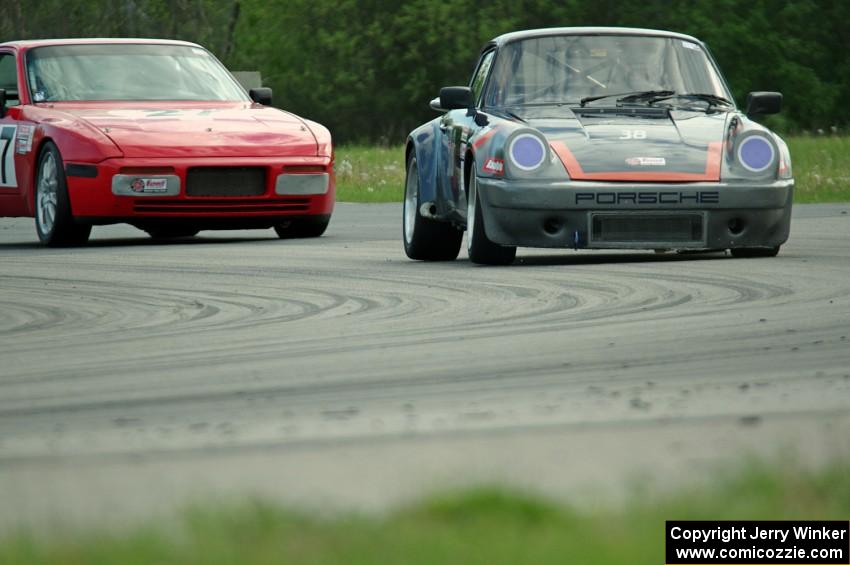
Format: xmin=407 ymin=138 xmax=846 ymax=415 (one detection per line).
xmin=66 ymin=156 xmax=335 ymax=226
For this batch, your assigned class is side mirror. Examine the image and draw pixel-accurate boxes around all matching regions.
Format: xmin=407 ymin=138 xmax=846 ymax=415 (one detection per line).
xmin=429 ymin=97 xmax=445 ymax=112
xmin=0 ymin=89 xmax=6 ymax=118
xmin=439 ymin=86 xmax=473 ymax=111
xmin=746 ymin=92 xmax=782 ymax=116
xmin=249 ymin=87 xmax=273 ymax=106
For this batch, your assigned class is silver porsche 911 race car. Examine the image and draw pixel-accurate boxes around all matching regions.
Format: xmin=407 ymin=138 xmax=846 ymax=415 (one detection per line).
xmin=403 ymin=27 xmax=793 ymax=265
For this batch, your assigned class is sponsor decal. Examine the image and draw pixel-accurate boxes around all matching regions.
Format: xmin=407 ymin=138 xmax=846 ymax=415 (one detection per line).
xmin=482 ymin=158 xmax=504 ymax=175
xmin=130 ymin=178 xmax=169 ymax=194
xmin=15 ymin=125 xmax=35 ymax=155
xmin=626 ymin=157 xmax=666 ymax=167
xmin=681 ymin=40 xmax=701 ymax=50
xmin=575 ymin=191 xmax=720 ymax=205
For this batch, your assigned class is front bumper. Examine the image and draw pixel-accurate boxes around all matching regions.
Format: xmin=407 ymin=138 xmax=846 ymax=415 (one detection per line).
xmin=476 ymin=177 xmax=793 ymax=249
xmin=66 ymin=156 xmax=335 ymax=226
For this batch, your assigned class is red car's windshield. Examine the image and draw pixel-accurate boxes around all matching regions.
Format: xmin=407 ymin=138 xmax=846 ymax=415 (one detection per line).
xmin=26 ymin=43 xmax=250 ymax=102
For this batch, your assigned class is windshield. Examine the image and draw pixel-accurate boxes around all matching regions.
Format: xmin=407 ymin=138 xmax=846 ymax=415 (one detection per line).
xmin=483 ymin=34 xmax=729 ymax=107
xmin=26 ymin=44 xmax=249 ymax=102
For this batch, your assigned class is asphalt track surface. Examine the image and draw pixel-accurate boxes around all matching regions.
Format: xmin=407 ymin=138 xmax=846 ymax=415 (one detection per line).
xmin=1 ymin=203 xmax=849 ymax=531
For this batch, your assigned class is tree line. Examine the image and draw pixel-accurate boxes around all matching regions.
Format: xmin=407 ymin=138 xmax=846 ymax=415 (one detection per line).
xmin=1 ymin=0 xmax=847 ymax=142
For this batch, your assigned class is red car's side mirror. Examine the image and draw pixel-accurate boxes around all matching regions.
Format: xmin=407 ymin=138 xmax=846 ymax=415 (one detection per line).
xmin=249 ymin=87 xmax=273 ymax=106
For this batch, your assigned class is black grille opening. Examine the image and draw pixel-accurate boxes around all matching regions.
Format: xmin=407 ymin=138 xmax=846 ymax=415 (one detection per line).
xmin=186 ymin=167 xmax=267 ymax=197
xmin=132 ymin=197 xmax=310 ymax=214
xmin=591 ymin=214 xmax=704 ymax=244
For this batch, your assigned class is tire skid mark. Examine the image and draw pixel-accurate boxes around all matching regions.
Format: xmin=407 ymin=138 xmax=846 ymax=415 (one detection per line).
xmin=2 ymin=325 xmax=847 ymax=418
xmin=4 ymin=305 xmax=845 ymax=393
xmin=0 ymin=245 xmax=846 ymax=429
xmin=3 ymin=382 xmax=848 ymax=462
xmin=0 ymin=265 xmax=829 ymax=392
xmin=1 ymin=355 xmax=844 ymax=423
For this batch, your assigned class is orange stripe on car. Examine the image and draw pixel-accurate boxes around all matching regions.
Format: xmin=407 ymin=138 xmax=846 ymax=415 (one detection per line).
xmin=550 ymin=141 xmax=723 ymax=182
xmin=472 ymin=128 xmax=497 ymax=150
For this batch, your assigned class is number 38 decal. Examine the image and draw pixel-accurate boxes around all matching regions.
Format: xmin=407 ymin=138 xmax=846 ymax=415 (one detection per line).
xmin=619 ymin=129 xmax=647 ymax=140
xmin=0 ymin=125 xmax=17 ymax=188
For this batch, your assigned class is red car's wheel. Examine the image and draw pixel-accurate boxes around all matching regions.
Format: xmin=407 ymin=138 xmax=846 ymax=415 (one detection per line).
xmin=35 ymin=142 xmax=91 ymax=247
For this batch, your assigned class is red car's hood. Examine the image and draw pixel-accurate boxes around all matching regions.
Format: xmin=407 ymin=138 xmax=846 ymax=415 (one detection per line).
xmin=48 ymin=102 xmax=318 ymax=158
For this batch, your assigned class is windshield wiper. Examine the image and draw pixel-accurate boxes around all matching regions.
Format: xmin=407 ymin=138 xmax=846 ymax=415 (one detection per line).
xmin=651 ymin=93 xmax=733 ymax=107
xmin=500 ymin=109 xmax=527 ymax=123
xmin=580 ymin=90 xmax=675 ymax=107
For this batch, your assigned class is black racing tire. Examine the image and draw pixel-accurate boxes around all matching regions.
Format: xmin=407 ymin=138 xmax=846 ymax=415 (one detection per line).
xmin=402 ymin=153 xmax=462 ymax=261
xmin=34 ymin=141 xmax=91 ymax=247
xmin=145 ymin=227 xmax=200 ymax=239
xmin=730 ymin=246 xmax=781 ymax=258
xmin=466 ymin=165 xmax=516 ymax=266
xmin=274 ymin=216 xmax=330 ymax=239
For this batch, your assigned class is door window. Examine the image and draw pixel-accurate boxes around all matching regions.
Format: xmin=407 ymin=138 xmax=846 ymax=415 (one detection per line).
xmin=469 ymin=50 xmax=495 ymax=106
xmin=0 ymin=54 xmax=20 ymax=106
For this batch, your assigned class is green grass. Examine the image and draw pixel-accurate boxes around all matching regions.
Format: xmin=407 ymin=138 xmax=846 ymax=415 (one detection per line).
xmin=2 ymin=459 xmax=848 ymax=564
xmin=335 ymin=145 xmax=406 ymax=203
xmin=335 ymin=137 xmax=850 ymax=204
xmin=786 ymin=136 xmax=850 ymax=203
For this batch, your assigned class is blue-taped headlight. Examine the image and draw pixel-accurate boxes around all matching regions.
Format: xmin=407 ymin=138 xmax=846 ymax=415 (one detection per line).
xmin=736 ymin=135 xmax=775 ymax=173
xmin=508 ymin=132 xmax=546 ymax=171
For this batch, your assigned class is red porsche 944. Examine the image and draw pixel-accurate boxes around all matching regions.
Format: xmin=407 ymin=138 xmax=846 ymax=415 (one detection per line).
xmin=0 ymin=39 xmax=334 ymax=245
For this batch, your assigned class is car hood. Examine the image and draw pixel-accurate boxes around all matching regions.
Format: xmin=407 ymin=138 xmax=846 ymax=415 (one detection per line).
xmin=511 ymin=106 xmax=726 ymax=181
xmin=44 ymin=102 xmax=318 ymax=158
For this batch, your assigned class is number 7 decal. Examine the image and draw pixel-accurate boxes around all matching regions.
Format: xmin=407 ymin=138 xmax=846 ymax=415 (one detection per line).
xmin=0 ymin=125 xmax=17 ymax=187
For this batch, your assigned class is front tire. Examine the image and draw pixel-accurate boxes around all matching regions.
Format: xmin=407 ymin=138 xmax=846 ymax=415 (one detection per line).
xmin=731 ymin=246 xmax=781 ymax=258
xmin=274 ymin=216 xmax=330 ymax=239
xmin=466 ymin=167 xmax=516 ymax=266
xmin=35 ymin=142 xmax=91 ymax=247
xmin=402 ymin=153 xmax=462 ymax=261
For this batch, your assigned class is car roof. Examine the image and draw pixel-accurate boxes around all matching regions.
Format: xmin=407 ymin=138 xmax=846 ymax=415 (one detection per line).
xmin=488 ymin=27 xmax=703 ymax=48
xmin=0 ymin=38 xmax=203 ymax=50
